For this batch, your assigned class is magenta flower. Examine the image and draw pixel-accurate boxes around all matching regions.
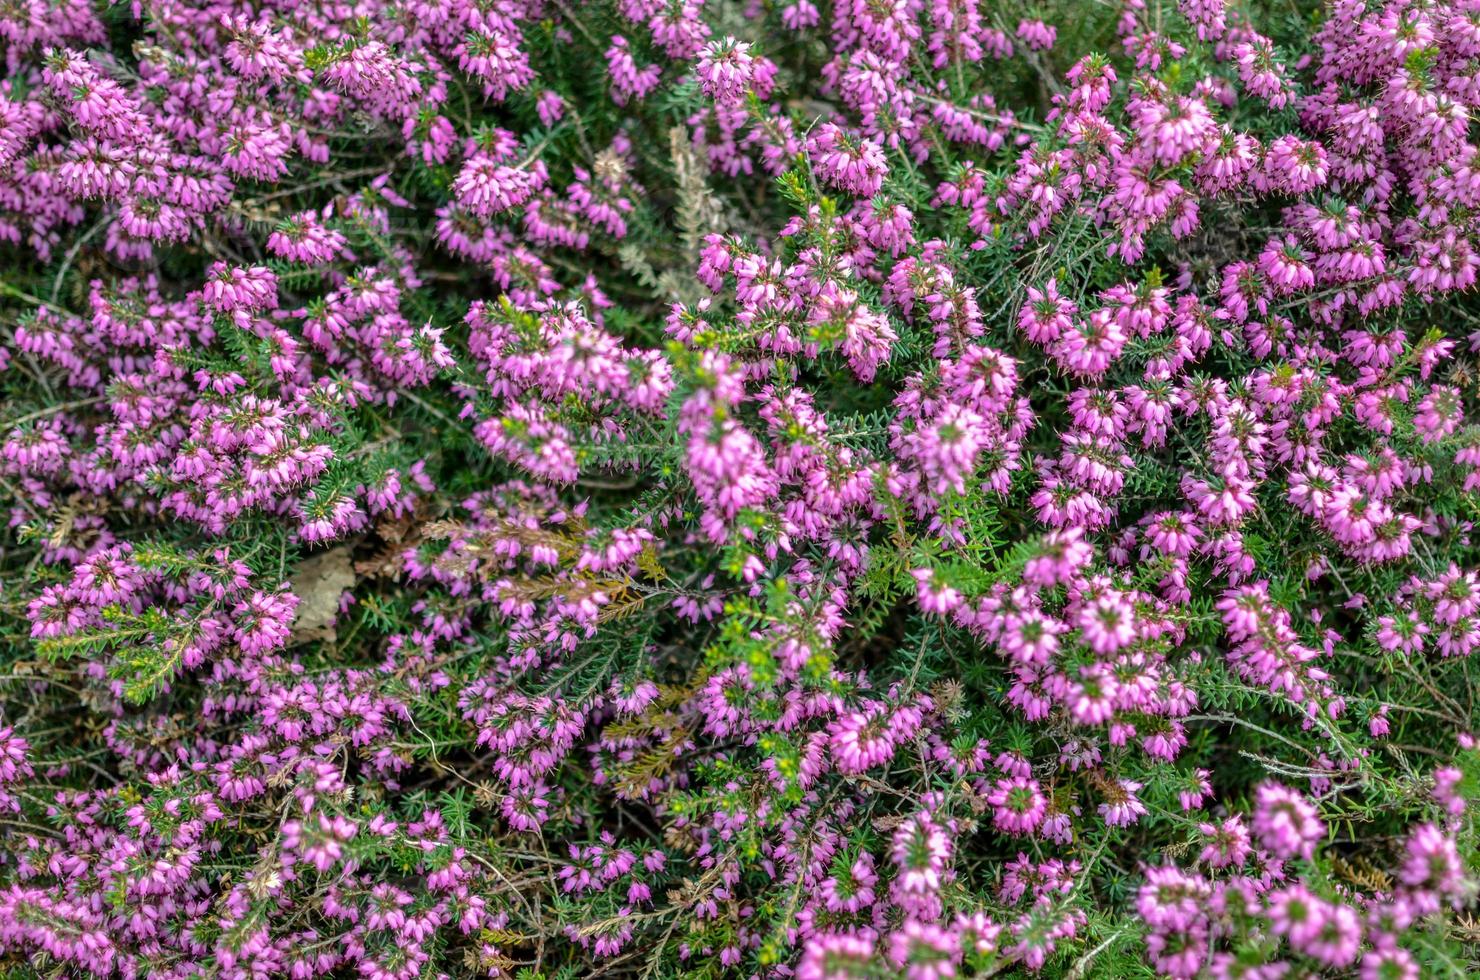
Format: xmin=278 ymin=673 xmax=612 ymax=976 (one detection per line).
xmin=1251 ymin=783 xmax=1325 ymax=861
xmin=987 ymin=776 xmax=1047 ymax=836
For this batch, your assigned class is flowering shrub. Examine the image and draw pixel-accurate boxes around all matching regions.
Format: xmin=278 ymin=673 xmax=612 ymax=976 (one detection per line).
xmin=4 ymin=0 xmax=1480 ymax=977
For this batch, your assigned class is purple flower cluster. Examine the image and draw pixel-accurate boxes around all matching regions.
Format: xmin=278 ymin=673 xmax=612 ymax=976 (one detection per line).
xmin=2 ymin=0 xmax=1480 ymax=977
xmin=1133 ymin=781 xmax=1475 ymax=978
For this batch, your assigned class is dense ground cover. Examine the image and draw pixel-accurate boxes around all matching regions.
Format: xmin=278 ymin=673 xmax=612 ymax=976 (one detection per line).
xmin=2 ymin=0 xmax=1480 ymax=976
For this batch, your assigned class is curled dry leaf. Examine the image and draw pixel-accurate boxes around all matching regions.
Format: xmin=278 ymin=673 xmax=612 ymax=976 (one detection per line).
xmin=289 ymin=544 xmax=356 ymax=643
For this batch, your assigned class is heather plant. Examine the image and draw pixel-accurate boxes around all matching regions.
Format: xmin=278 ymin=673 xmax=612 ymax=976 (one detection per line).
xmin=3 ymin=0 xmax=1480 ymax=977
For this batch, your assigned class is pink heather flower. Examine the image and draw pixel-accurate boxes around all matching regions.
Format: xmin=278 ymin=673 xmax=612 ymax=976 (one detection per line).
xmin=1251 ymin=782 xmax=1324 ymax=861
xmin=284 ymin=812 xmax=359 ymax=873
xmin=1266 ymin=884 xmax=1319 ymax=942
xmin=781 ymin=2 xmax=821 ymax=29
xmin=1064 ymin=54 xmax=1117 ymax=112
xmin=999 ymin=753 xmax=1034 ymax=779
xmin=1067 ymin=665 xmax=1119 ymax=725
xmin=233 ymin=589 xmax=299 ymax=655
xmin=1433 ymin=766 xmax=1467 ymax=817
xmin=1098 ymin=779 xmax=1147 ymax=826
xmin=266 ymin=211 xmax=348 ymax=264
xmin=829 ymin=704 xmax=897 ymax=775
xmin=298 ymin=490 xmax=368 ymax=543
xmin=1131 ymin=94 xmax=1218 ymax=165
xmin=1023 ymin=528 xmax=1093 ymax=587
xmin=820 ymin=853 xmax=877 ymax=914
xmin=814 ymin=286 xmax=898 ymax=380
xmin=1285 ymin=894 xmax=1362 ymax=968
xmin=453 ymin=155 xmax=548 ymax=217
xmin=906 ymin=404 xmax=990 ymax=496
xmin=1257 ymin=236 xmax=1315 ymax=293
xmin=503 ymin=780 xmax=551 ymax=831
xmin=1263 ymin=135 xmax=1328 ymax=194
xmin=535 ymin=90 xmax=565 ymax=127
xmin=1198 ymin=816 xmax=1253 ymax=868
xmin=892 ymin=812 xmax=952 ymax=895
xmin=1179 ymin=769 xmax=1212 ymax=811
xmin=1137 ymin=865 xmax=1208 ymax=937
xmin=453 ymin=30 xmax=535 ymax=102
xmin=1016 ymin=19 xmax=1056 ymax=51
xmin=1360 ymin=948 xmax=1419 ymax=980
xmin=887 ymin=920 xmax=960 ymax=977
xmin=797 ymin=932 xmax=875 ymax=980
xmin=606 ymin=37 xmax=661 ymax=106
xmin=0 ymin=726 xmax=32 ymax=812
xmin=203 ymin=262 xmax=278 ymax=313
xmin=808 ymin=123 xmax=889 ymax=197
xmin=608 ymin=678 xmax=660 ymax=715
xmin=913 ymin=568 xmax=964 ymax=615
xmin=1234 ymin=36 xmax=1293 ymax=108
xmin=1019 ymin=280 xmax=1077 ymax=345
xmin=696 ymin=37 xmax=756 ymax=106
xmin=863 ymin=201 xmax=915 ymax=256
xmin=1413 ymin=386 xmax=1463 ymax=443
xmin=1398 ymin=823 xmax=1468 ymax=905
xmin=221 ymin=117 xmax=293 ymax=180
xmin=1077 ymin=593 xmax=1137 ymax=655
xmin=1178 ymin=0 xmax=1228 ymax=39
xmin=1429 ymin=565 xmax=1480 ymax=625
xmin=1145 ymin=511 xmax=1202 ymax=558
xmin=955 ymin=911 xmax=1001 ymax=957
xmin=987 ymin=776 xmax=1047 ymax=835
xmin=1000 ymin=610 xmax=1067 ymax=665
xmin=1054 ymin=313 xmax=1127 ymax=377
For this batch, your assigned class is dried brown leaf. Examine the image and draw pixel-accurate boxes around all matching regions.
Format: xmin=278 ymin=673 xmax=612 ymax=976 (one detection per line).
xmin=289 ymin=545 xmax=356 ymax=643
